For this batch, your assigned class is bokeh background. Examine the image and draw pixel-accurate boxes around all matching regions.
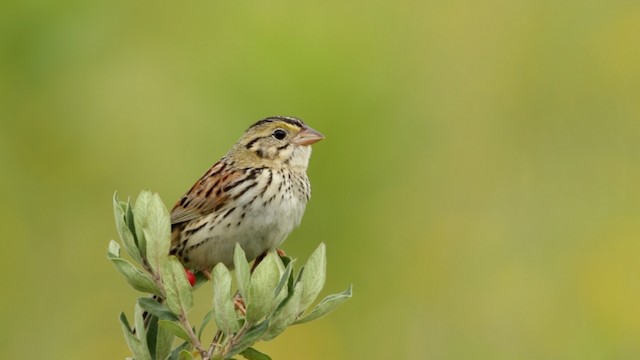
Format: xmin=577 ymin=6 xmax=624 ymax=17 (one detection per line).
xmin=2 ymin=0 xmax=640 ymax=358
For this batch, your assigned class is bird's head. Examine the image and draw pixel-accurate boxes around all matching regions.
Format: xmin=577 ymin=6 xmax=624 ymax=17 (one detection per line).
xmin=230 ymin=116 xmax=324 ymax=169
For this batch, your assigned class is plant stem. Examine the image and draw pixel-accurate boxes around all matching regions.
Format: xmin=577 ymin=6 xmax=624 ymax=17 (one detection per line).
xmin=221 ymin=321 xmax=251 ymax=357
xmin=207 ymin=330 xmax=224 ymax=358
xmin=179 ymin=311 xmax=208 ymax=359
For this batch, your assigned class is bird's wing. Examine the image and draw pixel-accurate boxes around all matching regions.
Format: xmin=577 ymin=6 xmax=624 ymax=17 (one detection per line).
xmin=170 ymin=161 xmax=240 ymax=225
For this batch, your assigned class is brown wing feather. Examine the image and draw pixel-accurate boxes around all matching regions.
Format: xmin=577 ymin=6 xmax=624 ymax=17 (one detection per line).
xmin=170 ymin=160 xmax=241 ymax=225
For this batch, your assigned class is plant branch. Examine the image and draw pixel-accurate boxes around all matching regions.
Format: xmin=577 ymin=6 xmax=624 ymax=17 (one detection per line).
xmin=207 ymin=330 xmax=224 ymax=358
xmin=221 ymin=321 xmax=251 ymax=357
xmin=179 ymin=311 xmax=208 ymax=359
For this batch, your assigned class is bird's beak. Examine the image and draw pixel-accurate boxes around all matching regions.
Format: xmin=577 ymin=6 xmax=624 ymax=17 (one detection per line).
xmin=292 ymin=125 xmax=325 ymax=146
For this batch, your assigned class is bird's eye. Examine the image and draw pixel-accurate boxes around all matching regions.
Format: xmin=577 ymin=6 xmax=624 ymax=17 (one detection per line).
xmin=273 ymin=129 xmax=287 ymax=140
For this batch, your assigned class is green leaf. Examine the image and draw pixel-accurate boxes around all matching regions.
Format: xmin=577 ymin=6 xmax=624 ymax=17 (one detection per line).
xmin=227 ymin=320 xmax=270 ymax=358
xmin=271 ymin=260 xmax=293 ymax=315
xmin=120 ymin=313 xmax=152 ymax=360
xmin=143 ymin=193 xmax=171 ymax=275
xmin=234 ymin=243 xmax=251 ymax=301
xmin=108 ymin=256 xmax=162 ymax=296
xmin=293 ymin=285 xmax=353 ymax=325
xmin=138 ymin=297 xmax=179 ymax=322
xmin=108 ymin=239 xmax=120 ymax=258
xmin=154 ymin=321 xmax=175 ymax=360
xmin=158 ymin=320 xmax=191 ymax=341
xmin=134 ymin=303 xmax=148 ymax=343
xmin=198 ymin=310 xmax=214 ymax=340
xmin=133 ymin=190 xmax=153 ymax=258
xmin=240 ymin=347 xmax=272 ymax=360
xmin=113 ymin=193 xmax=143 ymax=264
xmin=261 ymin=283 xmax=303 ymax=341
xmin=167 ymin=341 xmax=191 ymax=360
xmin=161 ymin=256 xmax=194 ymax=314
xmin=246 ymin=251 xmax=281 ymax=323
xmin=177 ymin=349 xmax=195 ymax=360
xmin=212 ymin=263 xmax=240 ymax=334
xmin=125 ymin=199 xmax=138 ymax=243
xmin=298 ymin=243 xmax=326 ymax=310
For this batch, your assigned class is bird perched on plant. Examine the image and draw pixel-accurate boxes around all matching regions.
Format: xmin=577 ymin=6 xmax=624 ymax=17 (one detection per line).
xmin=168 ymin=116 xmax=324 ymax=277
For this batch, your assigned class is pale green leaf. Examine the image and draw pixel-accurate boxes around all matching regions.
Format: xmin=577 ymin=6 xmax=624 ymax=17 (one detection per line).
xmin=144 ymin=193 xmax=171 ymax=275
xmin=240 ymin=347 xmax=272 ymax=360
xmin=227 ymin=320 xmax=270 ymax=358
xmin=113 ymin=192 xmax=143 ymax=264
xmin=293 ymin=285 xmax=352 ymax=325
xmin=167 ymin=341 xmax=191 ymax=360
xmin=158 ymin=320 xmax=191 ymax=341
xmin=120 ymin=313 xmax=152 ymax=360
xmin=161 ymin=256 xmax=194 ymax=314
xmin=133 ymin=190 xmax=153 ymax=258
xmin=154 ymin=320 xmax=175 ymax=360
xmin=212 ymin=263 xmax=240 ymax=334
xmin=109 ymin=256 xmax=162 ymax=296
xmin=177 ymin=349 xmax=195 ymax=360
xmin=261 ymin=283 xmax=303 ymax=341
xmin=298 ymin=243 xmax=326 ymax=310
xmin=271 ymin=260 xmax=293 ymax=315
xmin=134 ymin=303 xmax=147 ymax=343
xmin=108 ymin=239 xmax=120 ymax=258
xmin=234 ymin=243 xmax=251 ymax=301
xmin=137 ymin=297 xmax=179 ymax=322
xmin=246 ymin=251 xmax=281 ymax=323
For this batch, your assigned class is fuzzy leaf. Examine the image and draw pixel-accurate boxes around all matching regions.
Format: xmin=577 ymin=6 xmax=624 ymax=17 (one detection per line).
xmin=212 ymin=263 xmax=240 ymax=334
xmin=158 ymin=320 xmax=191 ymax=341
xmin=177 ymin=349 xmax=195 ymax=360
xmin=143 ymin=193 xmax=171 ymax=275
xmin=240 ymin=347 xmax=272 ymax=360
xmin=138 ymin=297 xmax=179 ymax=322
xmin=161 ymin=256 xmax=194 ymax=314
xmin=154 ymin=322 xmax=175 ymax=360
xmin=298 ymin=243 xmax=326 ymax=310
xmin=134 ymin=303 xmax=148 ymax=344
xmin=108 ymin=239 xmax=120 ymax=258
xmin=271 ymin=260 xmax=293 ymax=315
xmin=293 ymin=285 xmax=353 ymax=325
xmin=167 ymin=342 xmax=191 ymax=360
xmin=227 ymin=320 xmax=270 ymax=358
xmin=261 ymin=283 xmax=303 ymax=341
xmin=234 ymin=243 xmax=251 ymax=301
xmin=120 ymin=313 xmax=152 ymax=360
xmin=133 ymin=190 xmax=153 ymax=258
xmin=113 ymin=193 xmax=143 ymax=264
xmin=246 ymin=252 xmax=280 ymax=323
xmin=108 ymin=249 xmax=162 ymax=296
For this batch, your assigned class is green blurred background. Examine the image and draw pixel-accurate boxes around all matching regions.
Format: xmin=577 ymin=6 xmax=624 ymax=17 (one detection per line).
xmin=1 ymin=0 xmax=639 ymax=358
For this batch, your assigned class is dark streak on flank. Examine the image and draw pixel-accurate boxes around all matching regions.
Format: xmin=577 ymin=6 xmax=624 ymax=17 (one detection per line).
xmin=224 ymin=171 xmax=258 ymax=193
xmin=221 ymin=207 xmax=236 ymax=220
xmin=184 ymin=221 xmax=207 ymax=236
xmin=264 ymin=169 xmax=273 ymax=192
xmin=232 ymin=180 xmax=259 ymax=200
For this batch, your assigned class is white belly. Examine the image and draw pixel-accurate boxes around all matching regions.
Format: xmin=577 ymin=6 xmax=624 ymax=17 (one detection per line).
xmin=180 ymin=169 xmax=308 ymax=269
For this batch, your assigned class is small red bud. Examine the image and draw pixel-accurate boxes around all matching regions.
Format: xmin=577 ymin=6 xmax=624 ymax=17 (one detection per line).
xmin=185 ymin=269 xmax=196 ymax=286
